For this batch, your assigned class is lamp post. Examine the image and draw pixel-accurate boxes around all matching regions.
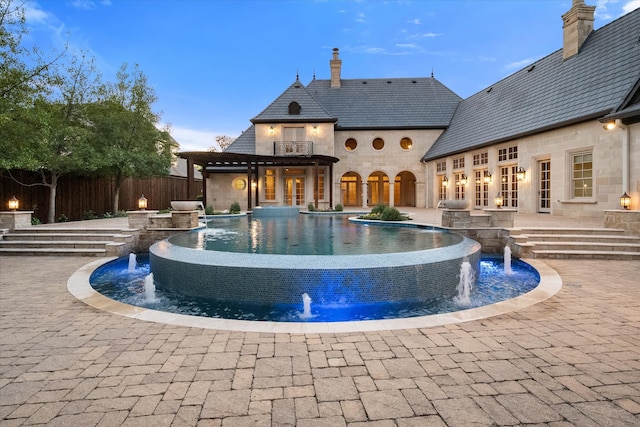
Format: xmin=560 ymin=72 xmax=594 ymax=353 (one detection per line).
xmin=494 ymin=193 xmax=504 ymax=209
xmin=620 ymin=192 xmax=631 ymax=210
xmin=138 ymin=194 xmax=148 ymax=211
xmin=7 ymin=196 xmax=19 ymax=211
xmin=516 ymin=167 xmax=526 ymax=182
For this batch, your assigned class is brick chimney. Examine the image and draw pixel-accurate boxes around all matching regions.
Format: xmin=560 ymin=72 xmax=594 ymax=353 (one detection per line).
xmin=330 ymin=48 xmax=342 ymax=88
xmin=562 ymin=0 xmax=596 ymax=59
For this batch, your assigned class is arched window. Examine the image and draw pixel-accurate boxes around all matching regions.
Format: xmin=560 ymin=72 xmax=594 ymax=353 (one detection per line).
xmin=288 ymin=102 xmax=301 ymax=115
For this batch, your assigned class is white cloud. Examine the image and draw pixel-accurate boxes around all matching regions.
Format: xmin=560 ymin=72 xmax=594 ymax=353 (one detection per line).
xmin=24 ymin=3 xmax=51 ymax=24
xmin=396 ymin=43 xmax=420 ymax=49
xmin=169 ymin=126 xmax=220 ymax=152
xmin=408 ymin=18 xmax=421 ymax=25
xmin=623 ymin=0 xmax=640 ymax=13
xmin=504 ymin=58 xmax=535 ymax=70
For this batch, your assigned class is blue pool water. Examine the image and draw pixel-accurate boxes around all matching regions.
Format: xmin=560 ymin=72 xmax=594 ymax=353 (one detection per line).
xmin=90 ymin=254 xmax=539 ymax=322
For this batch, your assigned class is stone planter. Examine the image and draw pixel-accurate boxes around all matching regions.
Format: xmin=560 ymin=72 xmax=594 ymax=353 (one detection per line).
xmin=171 ymin=201 xmax=203 ymax=211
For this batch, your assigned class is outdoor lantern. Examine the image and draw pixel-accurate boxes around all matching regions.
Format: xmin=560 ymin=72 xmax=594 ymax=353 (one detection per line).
xmin=495 ymin=193 xmax=504 ymax=208
xmin=620 ymin=192 xmax=631 ymax=210
xmin=483 ymin=171 xmax=492 ymax=184
xmin=138 ymin=194 xmax=148 ymax=210
xmin=442 ymin=176 xmax=449 ymax=187
xmin=516 ymin=167 xmax=526 ymax=182
xmin=7 ymin=195 xmax=19 ymax=211
xmin=459 ymin=174 xmax=468 ymax=186
xmin=603 ymin=122 xmax=616 ymax=131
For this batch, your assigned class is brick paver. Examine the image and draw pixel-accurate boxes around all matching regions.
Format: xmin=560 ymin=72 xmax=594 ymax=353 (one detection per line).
xmin=1 ymin=213 xmax=639 ymax=425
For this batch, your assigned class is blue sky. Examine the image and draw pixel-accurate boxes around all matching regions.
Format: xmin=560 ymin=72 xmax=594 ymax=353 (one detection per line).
xmin=23 ymin=0 xmax=639 ymax=151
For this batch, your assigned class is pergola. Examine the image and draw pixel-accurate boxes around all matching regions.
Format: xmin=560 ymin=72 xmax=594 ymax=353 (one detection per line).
xmin=179 ymin=151 xmax=340 ymax=210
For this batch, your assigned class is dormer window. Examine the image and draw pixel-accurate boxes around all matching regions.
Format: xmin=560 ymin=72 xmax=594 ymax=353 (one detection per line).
xmin=288 ymin=102 xmax=301 ymax=115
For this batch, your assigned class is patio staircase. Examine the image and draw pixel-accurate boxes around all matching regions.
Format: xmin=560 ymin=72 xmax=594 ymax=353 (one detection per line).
xmin=507 ymin=227 xmax=640 ymax=260
xmin=0 ymin=227 xmax=138 ymax=257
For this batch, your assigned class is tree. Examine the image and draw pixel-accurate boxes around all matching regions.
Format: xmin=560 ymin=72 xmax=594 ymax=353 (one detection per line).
xmin=209 ymin=135 xmax=235 ymax=152
xmin=89 ymin=63 xmax=174 ymax=213
xmin=3 ymin=53 xmax=104 ymax=223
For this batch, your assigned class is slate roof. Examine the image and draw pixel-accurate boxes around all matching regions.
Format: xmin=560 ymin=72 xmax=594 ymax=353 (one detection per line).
xmin=306 ymin=77 xmax=461 ymax=129
xmin=251 ymin=80 xmax=336 ymax=123
xmin=423 ymin=8 xmax=640 ymax=161
xmin=225 ymin=125 xmax=255 ymax=154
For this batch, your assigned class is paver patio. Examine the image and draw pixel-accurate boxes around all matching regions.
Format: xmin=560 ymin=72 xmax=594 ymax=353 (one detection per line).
xmin=1 ymin=211 xmax=639 ymax=426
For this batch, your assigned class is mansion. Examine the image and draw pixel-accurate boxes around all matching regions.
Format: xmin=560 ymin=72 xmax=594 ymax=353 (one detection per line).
xmin=181 ymin=1 xmax=639 ymax=218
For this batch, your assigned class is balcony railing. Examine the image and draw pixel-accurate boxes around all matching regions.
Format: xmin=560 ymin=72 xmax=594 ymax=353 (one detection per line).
xmin=274 ymin=141 xmax=313 ymax=156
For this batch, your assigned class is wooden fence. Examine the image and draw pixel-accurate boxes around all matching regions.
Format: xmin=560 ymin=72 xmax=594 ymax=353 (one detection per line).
xmin=1 ymin=170 xmax=202 ymax=223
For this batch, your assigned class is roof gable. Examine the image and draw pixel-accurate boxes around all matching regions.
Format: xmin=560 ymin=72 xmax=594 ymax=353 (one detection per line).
xmin=225 ymin=125 xmax=255 ymax=154
xmin=423 ymin=8 xmax=640 ymax=161
xmin=251 ymin=80 xmax=335 ymax=123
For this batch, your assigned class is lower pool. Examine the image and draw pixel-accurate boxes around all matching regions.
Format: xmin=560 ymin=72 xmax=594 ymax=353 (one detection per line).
xmin=90 ymin=255 xmax=539 ymax=323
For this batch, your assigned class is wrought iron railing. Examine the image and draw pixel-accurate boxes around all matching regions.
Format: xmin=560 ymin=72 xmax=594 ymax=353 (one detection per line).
xmin=273 ymin=141 xmax=313 ymax=156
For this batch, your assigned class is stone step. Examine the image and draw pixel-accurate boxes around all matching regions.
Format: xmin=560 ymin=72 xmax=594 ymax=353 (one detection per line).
xmin=14 ymin=227 xmax=128 ymax=234
xmin=511 ymin=234 xmax=640 ymax=244
xmin=510 ymin=227 xmax=627 ymax=236
xmin=0 ymin=240 xmax=115 ymax=249
xmin=531 ymin=250 xmax=640 ymax=260
xmin=3 ymin=233 xmax=133 ymax=242
xmin=0 ymin=247 xmax=108 ymax=256
xmin=526 ymin=241 xmax=640 ymax=252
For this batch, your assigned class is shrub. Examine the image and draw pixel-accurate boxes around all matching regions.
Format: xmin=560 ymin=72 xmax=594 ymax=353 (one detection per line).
xmin=205 ymin=205 xmax=214 ymax=215
xmin=229 ymin=201 xmax=241 ymax=214
xmin=371 ymin=203 xmax=386 ymax=215
xmin=56 ymin=214 xmax=68 ymax=223
xmin=102 ymin=212 xmax=113 ymax=219
xmin=114 ymin=210 xmax=127 ymax=217
xmin=307 ymin=202 xmax=316 ymax=212
xmin=380 ymin=206 xmax=404 ymax=221
xmin=32 ymin=217 xmax=42 ymax=225
xmin=335 ymin=203 xmax=343 ymax=212
xmin=82 ymin=210 xmax=97 ymax=220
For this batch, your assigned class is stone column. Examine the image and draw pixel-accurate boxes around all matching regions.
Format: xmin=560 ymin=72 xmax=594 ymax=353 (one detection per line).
xmin=441 ymin=209 xmax=470 ymax=228
xmin=0 ymin=211 xmax=33 ymax=231
xmin=172 ymin=211 xmax=199 ymax=228
xmin=127 ymin=210 xmax=159 ymax=230
xmin=604 ymin=209 xmax=640 ymax=236
xmin=485 ymin=209 xmax=516 ymax=228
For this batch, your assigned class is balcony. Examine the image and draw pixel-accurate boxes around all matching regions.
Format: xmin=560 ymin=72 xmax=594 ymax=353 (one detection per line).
xmin=274 ymin=141 xmax=313 ymax=156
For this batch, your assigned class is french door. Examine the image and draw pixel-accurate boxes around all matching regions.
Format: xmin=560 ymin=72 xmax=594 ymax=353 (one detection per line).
xmin=538 ymin=160 xmax=551 ymax=213
xmin=285 ymin=176 xmax=305 ymax=206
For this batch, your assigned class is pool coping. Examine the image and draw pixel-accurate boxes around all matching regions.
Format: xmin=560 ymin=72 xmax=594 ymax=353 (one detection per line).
xmin=67 ymin=257 xmax=561 ymax=333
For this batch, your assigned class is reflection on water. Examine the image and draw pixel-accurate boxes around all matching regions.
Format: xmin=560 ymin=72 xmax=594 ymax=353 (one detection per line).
xmin=171 ymin=215 xmax=461 ymax=255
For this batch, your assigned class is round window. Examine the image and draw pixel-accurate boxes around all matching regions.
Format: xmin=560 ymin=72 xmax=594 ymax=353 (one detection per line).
xmin=345 ymin=138 xmax=358 ymax=151
xmin=233 ymin=178 xmax=246 ymax=190
xmin=400 ymin=137 xmax=413 ymax=150
xmin=372 ymin=138 xmax=385 ymax=150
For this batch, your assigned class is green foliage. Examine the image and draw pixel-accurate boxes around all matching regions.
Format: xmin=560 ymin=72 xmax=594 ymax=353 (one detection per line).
xmin=102 ymin=211 xmax=113 ymax=219
xmin=371 ymin=203 xmax=387 ymax=215
xmin=56 ymin=214 xmax=68 ymax=223
xmin=82 ymin=210 xmax=97 ymax=220
xmin=358 ymin=205 xmax=408 ymax=221
xmin=205 ymin=205 xmax=214 ymax=215
xmin=334 ymin=203 xmax=343 ymax=212
xmin=307 ymin=202 xmax=316 ymax=212
xmin=380 ymin=206 xmax=405 ymax=221
xmin=114 ymin=210 xmax=127 ymax=217
xmin=229 ymin=201 xmax=241 ymax=214
xmin=31 ymin=216 xmax=42 ymax=225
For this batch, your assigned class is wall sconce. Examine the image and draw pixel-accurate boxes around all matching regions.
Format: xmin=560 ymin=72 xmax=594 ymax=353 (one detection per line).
xmin=494 ymin=193 xmax=504 ymax=208
xmin=620 ymin=192 xmax=631 ymax=210
xmin=312 ymin=125 xmax=318 ymax=135
xmin=233 ymin=179 xmax=246 ymax=190
xmin=603 ymin=122 xmax=616 ymax=131
xmin=251 ymin=181 xmax=257 ymax=190
xmin=7 ymin=196 xmax=19 ymax=211
xmin=442 ymin=176 xmax=449 ymax=187
xmin=459 ymin=174 xmax=468 ymax=186
xmin=138 ymin=194 xmax=148 ymax=210
xmin=268 ymin=126 xmax=275 ymax=136
xmin=483 ymin=171 xmax=493 ymax=184
xmin=516 ymin=167 xmax=526 ymax=182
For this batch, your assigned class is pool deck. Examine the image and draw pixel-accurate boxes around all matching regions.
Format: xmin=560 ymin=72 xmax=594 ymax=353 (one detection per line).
xmin=1 ymin=209 xmax=639 ymax=426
